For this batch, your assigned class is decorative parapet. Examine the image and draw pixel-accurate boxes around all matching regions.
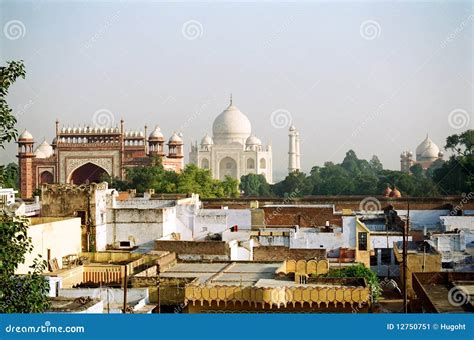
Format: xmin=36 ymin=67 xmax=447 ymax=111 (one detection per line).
xmin=277 ymin=259 xmax=330 ymax=276
xmin=42 ymin=182 xmax=109 ymax=193
xmin=184 ymin=284 xmax=370 ymax=309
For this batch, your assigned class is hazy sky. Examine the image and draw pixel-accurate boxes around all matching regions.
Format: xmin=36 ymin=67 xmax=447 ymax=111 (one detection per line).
xmin=1 ymin=0 xmax=472 ymax=181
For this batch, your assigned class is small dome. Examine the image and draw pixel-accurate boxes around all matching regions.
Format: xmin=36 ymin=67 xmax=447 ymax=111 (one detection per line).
xmin=19 ymin=129 xmax=33 ymax=140
xmin=289 ymin=125 xmax=296 ymax=132
xmin=149 ymin=125 xmax=164 ymax=140
xmin=34 ymin=140 xmax=53 ymax=158
xmin=201 ymin=134 xmax=213 ymax=145
xmin=416 ymin=135 xmax=440 ymax=161
xmin=389 ymin=187 xmax=402 ymax=198
xmin=168 ymin=132 xmax=183 ymax=144
xmin=246 ymin=135 xmax=262 ymax=145
xmin=438 ymin=151 xmax=444 ymax=158
xmin=51 ymin=137 xmax=57 ymax=145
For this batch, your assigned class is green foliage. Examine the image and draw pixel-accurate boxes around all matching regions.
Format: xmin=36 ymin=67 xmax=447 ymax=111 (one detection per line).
xmin=431 ymin=130 xmax=474 ymax=195
xmin=324 ymin=264 xmax=381 ymax=302
xmin=0 ymin=213 xmax=50 ymax=313
xmin=239 ymin=173 xmax=271 ymax=196
xmin=103 ymin=162 xmax=239 ymax=198
xmin=0 ymin=162 xmax=19 ymax=189
xmin=0 ymin=60 xmax=26 ymax=149
xmin=272 ymin=170 xmax=313 ymax=197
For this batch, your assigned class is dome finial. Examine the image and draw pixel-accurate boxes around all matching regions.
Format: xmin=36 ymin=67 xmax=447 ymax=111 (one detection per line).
xmin=230 ymin=93 xmax=233 ymax=106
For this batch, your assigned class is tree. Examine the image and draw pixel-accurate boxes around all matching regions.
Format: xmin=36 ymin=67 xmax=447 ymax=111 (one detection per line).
xmin=272 ymin=171 xmax=313 ymax=197
xmin=239 ymin=173 xmax=271 ymax=197
xmin=369 ymin=155 xmax=383 ymax=173
xmin=433 ymin=130 xmax=474 ymax=195
xmin=0 ymin=60 xmax=25 ymax=148
xmin=0 ymin=60 xmax=50 ymax=313
xmin=0 ymin=61 xmax=25 ymax=186
xmin=0 ymin=210 xmax=50 ymax=313
xmin=219 ymin=176 xmax=240 ymax=198
xmin=409 ymin=163 xmax=424 ymax=177
xmin=0 ymin=162 xmax=19 ymax=189
xmin=323 ymin=264 xmax=381 ymax=302
xmin=445 ymin=130 xmax=474 ymax=156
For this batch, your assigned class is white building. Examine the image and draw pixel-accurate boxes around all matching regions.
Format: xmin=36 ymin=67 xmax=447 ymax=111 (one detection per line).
xmin=189 ymin=97 xmax=273 ymax=183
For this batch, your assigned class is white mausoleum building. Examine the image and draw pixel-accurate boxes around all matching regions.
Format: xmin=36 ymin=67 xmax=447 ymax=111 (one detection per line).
xmin=189 ymin=98 xmax=273 ymax=183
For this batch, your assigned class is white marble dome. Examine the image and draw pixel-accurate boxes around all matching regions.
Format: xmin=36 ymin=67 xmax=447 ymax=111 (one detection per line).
xmin=201 ymin=134 xmax=213 ymax=145
xmin=19 ymin=129 xmax=33 ymax=140
xmin=34 ymin=140 xmax=53 ymax=158
xmin=149 ymin=125 xmax=164 ymax=140
xmin=246 ymin=135 xmax=262 ymax=145
xmin=169 ymin=132 xmax=183 ymax=143
xmin=416 ymin=135 xmax=440 ymax=161
xmin=212 ymin=104 xmax=251 ymax=144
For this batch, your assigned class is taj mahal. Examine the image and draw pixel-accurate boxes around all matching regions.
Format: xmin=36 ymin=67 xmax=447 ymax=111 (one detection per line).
xmin=189 ymin=97 xmax=275 ymax=183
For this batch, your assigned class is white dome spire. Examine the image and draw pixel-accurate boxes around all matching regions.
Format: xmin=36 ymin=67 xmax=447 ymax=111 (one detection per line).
xmin=212 ymin=100 xmax=251 ymax=145
xmin=416 ymin=134 xmax=440 ymax=161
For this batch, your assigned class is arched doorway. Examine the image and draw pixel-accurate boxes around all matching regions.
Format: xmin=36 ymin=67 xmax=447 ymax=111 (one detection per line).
xmin=39 ymin=171 xmax=54 ymax=184
xmin=68 ymin=162 xmax=108 ymax=185
xmin=219 ymin=157 xmax=237 ymax=181
xmin=201 ymin=158 xmax=210 ymax=169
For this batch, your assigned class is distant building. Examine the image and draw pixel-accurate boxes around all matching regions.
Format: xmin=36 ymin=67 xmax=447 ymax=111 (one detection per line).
xmin=400 ymin=134 xmax=444 ymax=173
xmin=17 ymin=120 xmax=184 ymax=198
xmin=189 ymin=97 xmax=273 ymax=183
xmin=288 ymin=125 xmax=301 ymax=173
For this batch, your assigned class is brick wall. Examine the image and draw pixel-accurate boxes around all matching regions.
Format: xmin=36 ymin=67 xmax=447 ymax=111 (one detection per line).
xmin=253 ymin=246 xmax=326 ymax=261
xmin=263 ymin=206 xmax=342 ymax=227
xmin=154 ymin=240 xmax=229 ymax=256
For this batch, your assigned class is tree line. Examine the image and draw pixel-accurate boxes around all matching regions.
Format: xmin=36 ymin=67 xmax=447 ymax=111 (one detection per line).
xmin=3 ymin=130 xmax=473 ymax=198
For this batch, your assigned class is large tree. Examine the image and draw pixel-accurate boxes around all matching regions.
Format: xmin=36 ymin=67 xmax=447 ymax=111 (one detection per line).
xmin=433 ymin=130 xmax=474 ymax=194
xmin=0 ymin=61 xmax=50 ymax=313
xmin=240 ymin=173 xmax=271 ymax=197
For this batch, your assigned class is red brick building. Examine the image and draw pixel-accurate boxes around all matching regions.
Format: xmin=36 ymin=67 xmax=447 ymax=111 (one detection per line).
xmin=17 ymin=120 xmax=184 ymax=198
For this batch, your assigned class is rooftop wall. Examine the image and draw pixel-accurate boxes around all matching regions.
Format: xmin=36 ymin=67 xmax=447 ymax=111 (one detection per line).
xmin=154 ymin=240 xmax=229 ymax=257
xmin=253 ymin=246 xmax=326 ymax=261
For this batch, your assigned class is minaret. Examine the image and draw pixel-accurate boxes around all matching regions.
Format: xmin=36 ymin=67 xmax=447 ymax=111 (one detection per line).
xmin=288 ymin=125 xmax=298 ymax=173
xmin=295 ymin=129 xmax=301 ymax=170
xmin=17 ymin=130 xmax=35 ymax=199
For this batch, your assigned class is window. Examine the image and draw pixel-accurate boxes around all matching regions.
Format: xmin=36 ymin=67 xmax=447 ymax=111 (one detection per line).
xmin=259 ymin=158 xmax=266 ymax=169
xmin=358 ymin=232 xmax=368 ymax=251
xmin=247 ymin=158 xmax=255 ymax=169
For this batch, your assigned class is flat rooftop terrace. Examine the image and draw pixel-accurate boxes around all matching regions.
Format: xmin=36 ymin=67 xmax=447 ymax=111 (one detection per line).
xmin=161 ymin=262 xmax=281 ymax=285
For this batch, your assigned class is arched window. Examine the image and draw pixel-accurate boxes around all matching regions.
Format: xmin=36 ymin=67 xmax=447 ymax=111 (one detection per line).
xmin=201 ymin=158 xmax=210 ymax=169
xmin=247 ymin=158 xmax=255 ymax=169
xmin=259 ymin=158 xmax=266 ymax=169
